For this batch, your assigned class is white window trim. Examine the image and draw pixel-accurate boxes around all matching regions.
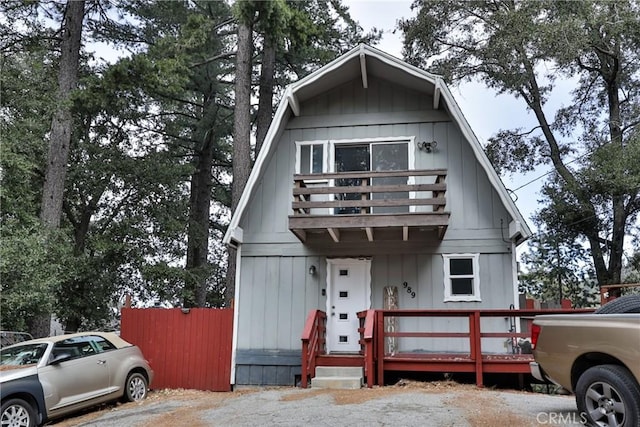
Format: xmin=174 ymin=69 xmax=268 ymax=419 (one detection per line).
xmin=327 ymin=136 xmax=415 ymax=173
xmin=443 ymin=253 xmax=481 ymax=302
xmin=295 ymin=137 xmax=417 ymax=215
xmin=328 ymin=136 xmax=415 ymax=214
xmin=295 ymin=140 xmax=329 ymax=182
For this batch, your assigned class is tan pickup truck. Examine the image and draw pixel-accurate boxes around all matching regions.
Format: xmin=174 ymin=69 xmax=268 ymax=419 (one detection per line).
xmin=530 ymin=295 xmax=640 ymax=427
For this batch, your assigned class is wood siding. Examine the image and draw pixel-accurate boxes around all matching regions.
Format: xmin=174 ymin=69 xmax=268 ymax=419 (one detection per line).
xmin=235 ymin=253 xmax=512 ymax=357
xmin=121 ymin=308 xmax=233 ymax=391
xmin=239 ymin=76 xmax=511 ymax=248
xmin=233 ymin=76 xmax=518 ymax=385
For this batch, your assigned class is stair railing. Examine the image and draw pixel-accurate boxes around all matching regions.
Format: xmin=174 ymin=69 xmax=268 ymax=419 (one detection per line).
xmin=300 ymin=310 xmax=327 ymax=388
xmin=358 ymin=309 xmax=377 ymax=387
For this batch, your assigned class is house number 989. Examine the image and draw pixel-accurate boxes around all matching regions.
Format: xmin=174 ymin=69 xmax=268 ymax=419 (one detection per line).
xmin=403 ymin=282 xmax=416 ymax=298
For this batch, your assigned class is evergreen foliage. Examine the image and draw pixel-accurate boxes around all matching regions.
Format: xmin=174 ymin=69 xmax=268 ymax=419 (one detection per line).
xmin=1 ymin=0 xmax=376 ymax=334
xmin=400 ymin=0 xmax=640 ymax=298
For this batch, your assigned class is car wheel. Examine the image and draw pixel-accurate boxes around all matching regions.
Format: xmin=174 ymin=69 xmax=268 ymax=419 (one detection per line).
xmin=1 ymin=398 xmax=37 ymax=427
xmin=594 ymin=295 xmax=640 ymax=314
xmin=124 ymin=372 xmax=148 ymax=402
xmin=575 ymin=365 xmax=640 ymax=427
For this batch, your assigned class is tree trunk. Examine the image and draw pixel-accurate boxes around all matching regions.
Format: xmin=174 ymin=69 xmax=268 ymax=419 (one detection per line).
xmin=61 ymin=193 xmax=101 ymax=332
xmin=256 ymin=34 xmax=276 ymax=154
xmin=34 ymin=0 xmax=84 ymax=338
xmin=41 ymin=0 xmax=85 ymax=228
xmin=185 ymin=131 xmax=215 ymax=307
xmin=225 ymin=20 xmax=253 ymax=306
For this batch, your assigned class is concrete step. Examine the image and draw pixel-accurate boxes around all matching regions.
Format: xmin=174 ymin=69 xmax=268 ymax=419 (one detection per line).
xmin=311 ymin=376 xmax=363 ymax=389
xmin=311 ymin=366 xmax=363 ymax=389
xmin=315 ymin=366 xmax=363 ymax=378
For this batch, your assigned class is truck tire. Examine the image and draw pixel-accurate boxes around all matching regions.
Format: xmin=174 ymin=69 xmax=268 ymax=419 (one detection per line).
xmin=594 ymin=295 xmax=640 ymax=314
xmin=575 ymin=364 xmax=640 ymax=427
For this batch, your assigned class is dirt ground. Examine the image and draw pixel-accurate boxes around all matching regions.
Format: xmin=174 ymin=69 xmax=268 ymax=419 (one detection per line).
xmin=49 ymin=380 xmax=578 ymax=427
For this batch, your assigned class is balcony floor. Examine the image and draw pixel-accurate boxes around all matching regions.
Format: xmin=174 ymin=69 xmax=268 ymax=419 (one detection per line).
xmin=289 ymin=212 xmax=450 ymax=243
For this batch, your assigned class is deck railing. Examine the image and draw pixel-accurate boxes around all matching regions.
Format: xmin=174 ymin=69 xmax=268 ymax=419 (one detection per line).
xmin=302 ymin=308 xmax=595 ymax=388
xmin=292 ymin=169 xmax=447 ymax=215
xmin=300 ymin=309 xmax=327 ymax=388
xmin=374 ymin=308 xmax=595 ymax=387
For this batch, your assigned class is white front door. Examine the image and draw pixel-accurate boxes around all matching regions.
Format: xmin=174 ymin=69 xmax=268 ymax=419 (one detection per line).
xmin=326 ymin=258 xmax=371 ymax=353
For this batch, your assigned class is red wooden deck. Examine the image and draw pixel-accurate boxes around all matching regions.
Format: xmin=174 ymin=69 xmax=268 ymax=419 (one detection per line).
xmin=301 ymin=308 xmax=594 ymax=388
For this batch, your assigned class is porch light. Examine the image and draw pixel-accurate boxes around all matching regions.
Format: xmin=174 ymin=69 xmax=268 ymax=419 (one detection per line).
xmin=309 ymin=265 xmax=317 ymax=276
xmin=418 ymin=140 xmax=438 ymax=153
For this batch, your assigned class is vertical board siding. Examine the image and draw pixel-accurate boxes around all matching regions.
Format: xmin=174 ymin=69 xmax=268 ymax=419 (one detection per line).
xmin=232 ymin=74 xmax=521 ymax=383
xmin=241 ymin=87 xmax=510 ymax=242
xmin=236 ymin=256 xmax=322 ymax=351
xmin=121 ymin=308 xmax=233 ymax=391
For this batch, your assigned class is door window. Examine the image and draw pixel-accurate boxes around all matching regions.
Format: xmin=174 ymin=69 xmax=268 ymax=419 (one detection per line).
xmin=371 ymin=143 xmax=409 ymax=213
xmin=334 ymin=144 xmax=370 ymax=214
xmin=333 ymin=141 xmax=410 ymax=214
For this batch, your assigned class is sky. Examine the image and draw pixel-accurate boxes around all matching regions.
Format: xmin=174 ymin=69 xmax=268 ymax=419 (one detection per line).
xmin=344 ymin=0 xmax=552 ymax=237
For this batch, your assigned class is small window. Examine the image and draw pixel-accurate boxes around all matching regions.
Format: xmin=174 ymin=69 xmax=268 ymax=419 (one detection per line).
xmin=443 ymin=254 xmax=481 ymax=302
xmin=297 ymin=142 xmax=326 ymax=175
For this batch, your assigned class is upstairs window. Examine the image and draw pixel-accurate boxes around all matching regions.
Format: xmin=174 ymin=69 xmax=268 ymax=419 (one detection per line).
xmin=294 ymin=137 xmax=414 ymax=215
xmin=443 ymin=254 xmax=481 ymax=302
xmin=333 ymin=140 xmax=411 ymax=214
xmin=296 ymin=142 xmax=326 ymax=175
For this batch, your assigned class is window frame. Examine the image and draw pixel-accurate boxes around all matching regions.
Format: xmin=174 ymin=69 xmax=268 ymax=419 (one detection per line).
xmin=443 ymin=253 xmax=481 ymax=302
xmin=295 ymin=136 xmax=416 ymax=176
xmin=295 ymin=137 xmax=416 ymax=215
xmin=327 ymin=136 xmax=415 ymax=174
xmin=295 ymin=140 xmax=328 ymax=181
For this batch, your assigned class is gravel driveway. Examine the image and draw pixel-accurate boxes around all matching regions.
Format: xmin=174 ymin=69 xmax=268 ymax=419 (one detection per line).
xmin=52 ymin=381 xmax=585 ymax=427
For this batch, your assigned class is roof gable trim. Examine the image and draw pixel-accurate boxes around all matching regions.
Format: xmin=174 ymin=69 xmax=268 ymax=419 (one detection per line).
xmin=223 ymin=44 xmax=532 ymax=245
xmin=359 ymin=45 xmax=368 ymax=88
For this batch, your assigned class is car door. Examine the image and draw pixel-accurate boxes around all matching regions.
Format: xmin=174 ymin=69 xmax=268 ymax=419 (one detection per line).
xmin=90 ymin=334 xmax=124 ymax=390
xmin=38 ymin=335 xmax=111 ymax=416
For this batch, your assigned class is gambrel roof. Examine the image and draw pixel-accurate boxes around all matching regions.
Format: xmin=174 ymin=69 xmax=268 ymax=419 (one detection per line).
xmin=224 ymin=44 xmax=531 ymax=246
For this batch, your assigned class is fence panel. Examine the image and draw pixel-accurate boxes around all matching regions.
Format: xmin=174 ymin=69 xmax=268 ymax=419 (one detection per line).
xmin=121 ymin=308 xmax=233 ymax=391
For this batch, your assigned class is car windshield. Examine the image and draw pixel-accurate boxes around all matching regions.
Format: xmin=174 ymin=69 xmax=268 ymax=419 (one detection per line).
xmin=0 ymin=343 xmax=48 ymax=366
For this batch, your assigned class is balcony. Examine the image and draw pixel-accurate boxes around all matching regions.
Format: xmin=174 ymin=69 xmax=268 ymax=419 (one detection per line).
xmin=289 ymin=169 xmax=449 ymax=242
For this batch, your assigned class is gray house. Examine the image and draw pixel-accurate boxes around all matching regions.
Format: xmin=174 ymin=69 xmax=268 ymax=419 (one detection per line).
xmin=223 ymin=44 xmax=531 ymax=387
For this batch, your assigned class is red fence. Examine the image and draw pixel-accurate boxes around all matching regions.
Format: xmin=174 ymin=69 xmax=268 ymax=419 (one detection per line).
xmin=121 ymin=308 xmax=233 ymax=391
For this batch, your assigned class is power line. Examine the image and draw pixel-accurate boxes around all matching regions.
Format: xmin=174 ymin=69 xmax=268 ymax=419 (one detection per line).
xmin=510 ymin=149 xmax=596 ymax=193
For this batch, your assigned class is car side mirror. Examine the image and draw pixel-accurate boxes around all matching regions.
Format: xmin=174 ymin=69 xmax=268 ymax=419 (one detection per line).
xmin=50 ymin=353 xmax=73 ymax=365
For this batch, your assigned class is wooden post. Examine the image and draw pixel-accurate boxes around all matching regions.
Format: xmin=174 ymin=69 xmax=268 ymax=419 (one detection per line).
xmin=383 ymin=286 xmax=398 ymax=355
xmin=472 ymin=311 xmax=483 ymax=387
xmin=361 ymin=178 xmax=369 ymax=214
xmin=434 ymin=174 xmax=446 ymax=212
xmin=376 ymin=312 xmax=385 ymax=386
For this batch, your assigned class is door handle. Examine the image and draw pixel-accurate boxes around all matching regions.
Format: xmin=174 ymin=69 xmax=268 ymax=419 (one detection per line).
xmin=97 ymin=360 xmax=106 ymax=365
